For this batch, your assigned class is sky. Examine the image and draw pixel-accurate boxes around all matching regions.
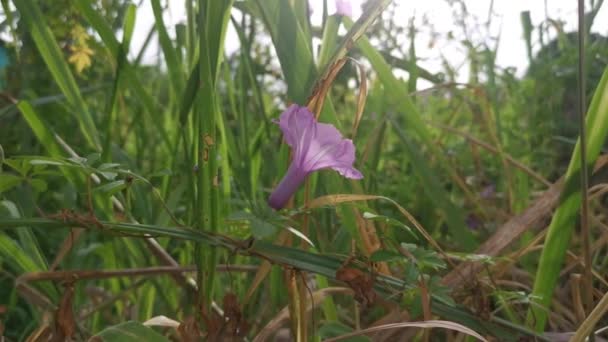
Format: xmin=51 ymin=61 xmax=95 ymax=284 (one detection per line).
xmin=131 ymin=0 xmax=607 ymax=83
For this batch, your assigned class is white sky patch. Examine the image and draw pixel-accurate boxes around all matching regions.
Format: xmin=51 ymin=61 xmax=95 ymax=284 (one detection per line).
xmin=130 ymin=0 xmax=608 ymax=85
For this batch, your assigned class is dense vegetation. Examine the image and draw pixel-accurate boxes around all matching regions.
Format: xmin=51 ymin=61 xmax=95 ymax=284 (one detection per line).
xmin=1 ymin=0 xmax=608 ymax=340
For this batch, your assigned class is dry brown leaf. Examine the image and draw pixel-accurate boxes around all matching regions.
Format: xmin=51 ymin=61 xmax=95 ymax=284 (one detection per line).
xmin=335 ymin=266 xmax=376 ymax=308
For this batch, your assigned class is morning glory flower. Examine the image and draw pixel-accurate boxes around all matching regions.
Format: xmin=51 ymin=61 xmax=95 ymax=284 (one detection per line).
xmin=268 ymin=104 xmax=363 ymax=209
xmin=335 ymin=0 xmax=353 ymax=17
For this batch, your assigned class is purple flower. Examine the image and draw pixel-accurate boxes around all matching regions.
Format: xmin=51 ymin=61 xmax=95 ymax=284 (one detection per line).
xmin=268 ymin=104 xmax=363 ymax=209
xmin=479 ymin=184 xmax=496 ymax=199
xmin=465 ymin=214 xmax=482 ymax=230
xmin=335 ymin=0 xmax=352 ymax=17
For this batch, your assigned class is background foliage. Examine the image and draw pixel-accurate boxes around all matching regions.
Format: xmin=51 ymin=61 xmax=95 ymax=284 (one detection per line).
xmin=1 ymin=0 xmax=608 ymax=340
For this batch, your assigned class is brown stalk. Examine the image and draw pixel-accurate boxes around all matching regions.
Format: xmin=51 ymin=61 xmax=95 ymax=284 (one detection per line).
xmin=49 ymin=228 xmax=84 ymax=271
xmin=419 ymin=278 xmax=431 ymax=342
xmin=570 ymin=274 xmax=586 ymax=323
xmin=285 ymin=269 xmax=301 ymax=341
xmin=564 ymin=251 xmax=608 ymax=288
xmin=297 ymin=271 xmax=309 ymax=342
xmin=559 ymin=216 xmax=608 ymax=282
xmin=16 ymin=265 xmax=256 ymax=283
xmin=54 ymin=280 xmax=76 ymax=341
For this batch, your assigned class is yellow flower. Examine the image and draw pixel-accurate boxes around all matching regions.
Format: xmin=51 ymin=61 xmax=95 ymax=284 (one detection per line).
xmin=68 ymin=46 xmax=94 ymax=74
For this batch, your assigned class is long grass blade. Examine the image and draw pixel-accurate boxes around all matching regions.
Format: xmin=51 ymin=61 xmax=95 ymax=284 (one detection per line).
xmin=527 ymin=67 xmax=608 ymax=331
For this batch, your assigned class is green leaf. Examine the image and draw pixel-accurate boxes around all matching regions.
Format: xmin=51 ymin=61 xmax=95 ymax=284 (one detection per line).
xmin=29 ymin=179 xmax=47 ymax=192
xmin=98 ymin=163 xmax=121 ymax=170
xmin=0 ymin=235 xmax=55 ymax=297
xmin=254 ymin=0 xmax=316 ymax=103
xmin=318 ymin=14 xmax=340 ymax=69
xmin=84 ymin=153 xmax=101 ymax=165
xmin=17 ymin=101 xmax=63 ymax=157
xmin=99 ymin=171 xmax=118 ymax=181
xmin=370 ymin=249 xmax=402 ymax=262
xmin=428 ymin=276 xmax=456 ymax=306
xmin=401 ymin=243 xmax=446 ymax=271
xmin=149 ymin=169 xmax=173 ymax=178
xmin=0 ymin=200 xmax=20 ymax=218
xmin=193 ymin=0 xmax=235 ymax=311
xmin=179 ymin=64 xmax=200 ymax=125
xmin=362 ymin=211 xmax=415 ymax=238
xmin=4 ymin=159 xmax=31 ymax=176
xmin=95 ymin=180 xmax=127 ymax=195
xmin=0 ymin=174 xmax=22 ymax=193
xmin=28 ymin=159 xmax=66 ymax=166
xmin=91 ymin=321 xmax=170 ymax=342
xmin=151 ymin=0 xmax=183 ymax=94
xmin=250 ymin=217 xmax=277 ymax=239
xmin=201 ymin=0 xmax=234 ymax=84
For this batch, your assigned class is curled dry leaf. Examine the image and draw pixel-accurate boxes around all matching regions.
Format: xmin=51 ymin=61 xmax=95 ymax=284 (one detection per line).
xmin=306 ymin=58 xmax=347 ymax=116
xmin=335 ymin=266 xmax=376 ymax=308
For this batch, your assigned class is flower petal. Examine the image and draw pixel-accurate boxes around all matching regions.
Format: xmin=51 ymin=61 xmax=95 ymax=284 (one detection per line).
xmin=269 ymin=104 xmax=363 ymax=210
xmin=268 ymin=163 xmax=308 ymax=209
xmin=278 ymin=104 xmax=316 ymax=163
xmin=335 ymin=0 xmax=352 ymax=17
xmin=304 ymin=138 xmax=363 ymax=179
